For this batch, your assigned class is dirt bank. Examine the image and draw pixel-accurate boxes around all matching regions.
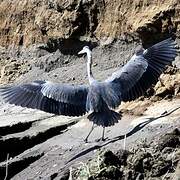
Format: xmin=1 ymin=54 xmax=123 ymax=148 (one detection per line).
xmin=73 ymin=129 xmax=180 ymax=180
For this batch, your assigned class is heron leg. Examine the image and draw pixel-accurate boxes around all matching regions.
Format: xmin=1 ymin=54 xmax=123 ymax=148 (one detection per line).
xmin=101 ymin=127 xmax=106 ymax=141
xmin=84 ymin=123 xmax=95 ymax=143
xmin=95 ymin=127 xmax=107 ymax=142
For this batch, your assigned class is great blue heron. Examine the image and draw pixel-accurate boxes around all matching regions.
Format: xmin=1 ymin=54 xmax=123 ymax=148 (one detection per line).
xmin=0 ymin=38 xmax=177 ymax=142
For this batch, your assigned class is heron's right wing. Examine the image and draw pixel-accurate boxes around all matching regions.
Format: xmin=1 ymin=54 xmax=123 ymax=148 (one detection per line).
xmin=0 ymin=80 xmax=88 ymax=116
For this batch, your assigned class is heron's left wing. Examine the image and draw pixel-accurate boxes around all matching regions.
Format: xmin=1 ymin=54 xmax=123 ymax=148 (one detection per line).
xmin=0 ymin=80 xmax=88 ymax=116
xmin=105 ymin=52 xmax=148 ymax=107
xmin=121 ymin=38 xmax=177 ymax=101
xmin=106 ymin=38 xmax=177 ymax=104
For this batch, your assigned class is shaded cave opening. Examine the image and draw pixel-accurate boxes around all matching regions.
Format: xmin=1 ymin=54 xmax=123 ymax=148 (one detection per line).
xmin=38 ymin=38 xmax=98 ymax=56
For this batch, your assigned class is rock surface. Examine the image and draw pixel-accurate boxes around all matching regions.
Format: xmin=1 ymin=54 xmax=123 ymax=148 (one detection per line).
xmin=73 ymin=128 xmax=180 ymax=180
xmin=0 ymin=0 xmax=179 ymax=48
xmin=0 ymin=98 xmax=179 ymax=179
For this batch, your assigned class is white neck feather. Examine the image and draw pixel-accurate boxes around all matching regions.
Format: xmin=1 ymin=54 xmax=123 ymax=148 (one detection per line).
xmin=86 ymin=50 xmax=94 ymax=84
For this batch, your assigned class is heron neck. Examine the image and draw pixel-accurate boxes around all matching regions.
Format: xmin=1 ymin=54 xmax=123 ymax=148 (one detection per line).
xmin=86 ymin=51 xmax=94 ymax=84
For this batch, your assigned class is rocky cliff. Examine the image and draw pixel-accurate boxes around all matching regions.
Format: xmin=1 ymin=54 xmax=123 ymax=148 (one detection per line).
xmin=0 ymin=0 xmax=179 ymax=49
xmin=0 ymin=0 xmax=179 ymax=85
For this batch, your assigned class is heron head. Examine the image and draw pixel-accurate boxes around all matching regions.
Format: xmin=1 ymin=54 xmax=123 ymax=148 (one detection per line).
xmin=78 ymin=46 xmax=91 ymax=55
xmin=135 ymin=45 xmax=144 ymax=55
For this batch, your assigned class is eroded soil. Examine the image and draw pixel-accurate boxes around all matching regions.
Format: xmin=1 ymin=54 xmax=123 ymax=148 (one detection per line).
xmin=73 ymin=129 xmax=180 ymax=180
xmin=0 ymin=98 xmax=179 ymax=180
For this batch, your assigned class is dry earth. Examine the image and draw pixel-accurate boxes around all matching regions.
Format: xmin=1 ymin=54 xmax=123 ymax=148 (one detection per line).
xmin=0 ymin=96 xmax=179 ymax=179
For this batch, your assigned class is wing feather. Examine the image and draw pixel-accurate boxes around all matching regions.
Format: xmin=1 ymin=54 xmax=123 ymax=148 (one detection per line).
xmin=106 ymin=55 xmax=148 ymax=93
xmin=104 ymin=38 xmax=177 ymax=105
xmin=0 ymin=81 xmax=88 ymax=116
xmin=104 ymin=51 xmax=148 ymax=107
xmin=41 ymin=81 xmax=87 ymax=106
xmin=121 ymin=38 xmax=177 ymax=101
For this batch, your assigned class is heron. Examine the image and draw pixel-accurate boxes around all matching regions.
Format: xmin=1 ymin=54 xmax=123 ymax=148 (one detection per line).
xmin=0 ymin=38 xmax=177 ymax=142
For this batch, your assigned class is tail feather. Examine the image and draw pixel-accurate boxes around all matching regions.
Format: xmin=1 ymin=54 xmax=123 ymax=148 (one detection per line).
xmin=88 ymin=110 xmax=122 ymax=127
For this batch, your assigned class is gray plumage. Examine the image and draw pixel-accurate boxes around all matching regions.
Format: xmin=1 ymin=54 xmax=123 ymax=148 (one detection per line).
xmin=0 ymin=81 xmax=88 ymax=116
xmin=0 ymin=38 xmax=177 ymax=134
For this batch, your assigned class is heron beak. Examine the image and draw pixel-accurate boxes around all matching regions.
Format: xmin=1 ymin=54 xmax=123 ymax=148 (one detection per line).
xmin=78 ymin=49 xmax=85 ymax=55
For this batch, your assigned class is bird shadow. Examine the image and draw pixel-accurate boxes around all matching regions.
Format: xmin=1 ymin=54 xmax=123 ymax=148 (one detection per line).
xmin=67 ymin=106 xmax=180 ymax=163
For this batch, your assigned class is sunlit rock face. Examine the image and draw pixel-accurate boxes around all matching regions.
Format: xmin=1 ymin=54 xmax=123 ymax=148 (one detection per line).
xmin=0 ymin=0 xmax=179 ymax=48
xmin=0 ymin=0 xmax=179 ymax=85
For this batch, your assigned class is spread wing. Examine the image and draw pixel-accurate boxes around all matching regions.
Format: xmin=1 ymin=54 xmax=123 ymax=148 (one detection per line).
xmin=105 ymin=50 xmax=148 ymax=107
xmin=0 ymin=80 xmax=88 ymax=116
xmin=121 ymin=38 xmax=177 ymax=101
xmin=105 ymin=38 xmax=177 ymax=105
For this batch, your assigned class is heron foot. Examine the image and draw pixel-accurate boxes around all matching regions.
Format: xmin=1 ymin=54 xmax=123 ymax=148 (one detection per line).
xmin=84 ymin=138 xmax=89 ymax=143
xmin=95 ymin=137 xmax=108 ymax=142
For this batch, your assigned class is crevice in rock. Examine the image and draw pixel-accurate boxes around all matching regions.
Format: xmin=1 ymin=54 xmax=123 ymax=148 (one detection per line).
xmin=71 ymin=3 xmax=90 ymax=38
xmin=0 ymin=153 xmax=44 ymax=180
xmin=0 ymin=121 xmax=33 ymax=136
xmin=19 ymin=35 xmax=24 ymax=46
xmin=90 ymin=5 xmax=99 ymax=34
xmin=0 ymin=121 xmax=76 ymax=162
xmin=89 ymin=0 xmax=105 ymax=36
xmin=136 ymin=9 xmax=176 ymax=48
xmin=40 ymin=28 xmax=47 ymax=36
